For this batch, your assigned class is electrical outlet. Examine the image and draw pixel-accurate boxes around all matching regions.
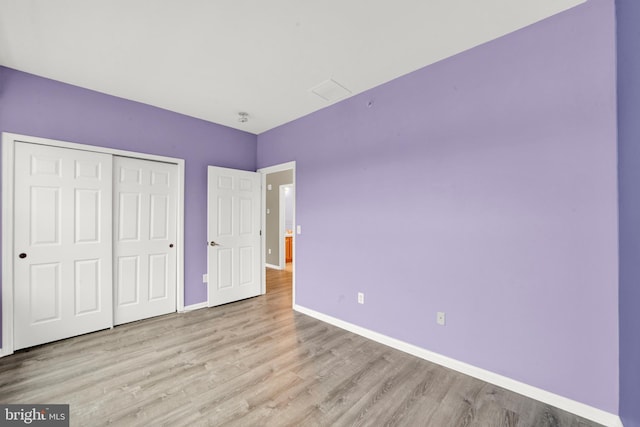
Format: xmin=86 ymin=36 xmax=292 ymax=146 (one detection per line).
xmin=268 ymin=248 xmax=272 ymax=254
xmin=437 ymin=312 xmax=446 ymax=326
xmin=202 ymin=274 xmax=208 ymax=283
xmin=358 ymin=292 xmax=365 ymax=304
xmin=297 ymin=225 xmax=301 ymax=234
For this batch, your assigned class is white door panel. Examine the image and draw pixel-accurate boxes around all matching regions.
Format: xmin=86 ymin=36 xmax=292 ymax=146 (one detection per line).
xmin=14 ymin=142 xmax=113 ymax=350
xmin=208 ymin=167 xmax=261 ymax=306
xmin=113 ymin=157 xmax=177 ymax=325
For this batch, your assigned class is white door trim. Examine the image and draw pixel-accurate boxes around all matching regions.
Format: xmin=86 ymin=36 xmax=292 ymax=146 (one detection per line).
xmin=257 ymin=162 xmax=296 ymax=303
xmin=1 ymin=139 xmax=16 ymax=358
xmin=1 ymin=132 xmax=186 ymax=357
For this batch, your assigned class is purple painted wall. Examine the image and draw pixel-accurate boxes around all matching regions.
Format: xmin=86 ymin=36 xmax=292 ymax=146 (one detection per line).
xmin=616 ymin=0 xmax=640 ymax=424
xmin=258 ymin=0 xmax=618 ymax=413
xmin=0 ymin=67 xmax=257 ymax=328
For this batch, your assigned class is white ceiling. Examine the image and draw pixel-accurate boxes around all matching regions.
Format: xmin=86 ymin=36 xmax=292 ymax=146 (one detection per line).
xmin=0 ymin=0 xmax=585 ymax=134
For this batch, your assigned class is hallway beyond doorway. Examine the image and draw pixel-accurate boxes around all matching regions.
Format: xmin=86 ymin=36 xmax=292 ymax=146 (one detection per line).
xmin=266 ymin=263 xmax=292 ymax=304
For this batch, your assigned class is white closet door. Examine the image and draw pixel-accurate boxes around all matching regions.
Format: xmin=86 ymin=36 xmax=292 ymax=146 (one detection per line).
xmin=113 ymin=157 xmax=177 ymax=325
xmin=14 ymin=142 xmax=113 ymax=350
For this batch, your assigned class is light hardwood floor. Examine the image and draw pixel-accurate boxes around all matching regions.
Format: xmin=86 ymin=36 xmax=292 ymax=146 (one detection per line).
xmin=0 ymin=266 xmax=602 ymax=426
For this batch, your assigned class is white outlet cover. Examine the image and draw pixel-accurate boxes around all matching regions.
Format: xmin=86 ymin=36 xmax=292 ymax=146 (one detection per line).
xmin=202 ymin=273 xmax=208 ymax=283
xmin=296 ymin=225 xmax=301 ymax=234
xmin=437 ymin=312 xmax=446 ymax=326
xmin=267 ymin=184 xmax=272 ymax=190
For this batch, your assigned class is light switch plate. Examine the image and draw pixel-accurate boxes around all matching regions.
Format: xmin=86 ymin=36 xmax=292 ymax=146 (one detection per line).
xmin=297 ymin=225 xmax=301 ymax=234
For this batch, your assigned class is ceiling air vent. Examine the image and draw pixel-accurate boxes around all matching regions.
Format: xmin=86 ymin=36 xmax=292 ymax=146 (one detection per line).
xmin=310 ymin=79 xmax=352 ymax=102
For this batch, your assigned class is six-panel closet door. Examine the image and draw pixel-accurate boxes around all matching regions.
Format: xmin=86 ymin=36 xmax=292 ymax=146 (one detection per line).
xmin=13 ymin=142 xmax=179 ymax=350
xmin=113 ymin=157 xmax=177 ymax=325
xmin=14 ymin=142 xmax=114 ymax=350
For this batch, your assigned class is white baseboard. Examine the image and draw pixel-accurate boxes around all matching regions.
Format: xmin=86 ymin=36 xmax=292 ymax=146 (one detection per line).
xmin=293 ymin=304 xmax=623 ymax=427
xmin=0 ymin=347 xmax=13 ymax=358
xmin=265 ymin=263 xmax=281 ymax=270
xmin=181 ymin=302 xmax=207 ymax=312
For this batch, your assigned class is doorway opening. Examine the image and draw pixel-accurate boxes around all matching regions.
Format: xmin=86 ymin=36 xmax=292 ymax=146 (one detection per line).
xmin=280 ymin=184 xmax=294 ymax=269
xmin=258 ymin=162 xmax=295 ymax=306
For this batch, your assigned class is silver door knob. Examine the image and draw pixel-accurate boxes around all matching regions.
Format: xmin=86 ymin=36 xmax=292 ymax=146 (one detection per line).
xmin=210 ymin=241 xmax=220 ymax=247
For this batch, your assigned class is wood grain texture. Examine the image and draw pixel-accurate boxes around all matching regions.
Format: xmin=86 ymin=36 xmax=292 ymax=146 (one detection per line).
xmin=0 ymin=265 xmax=603 ymax=426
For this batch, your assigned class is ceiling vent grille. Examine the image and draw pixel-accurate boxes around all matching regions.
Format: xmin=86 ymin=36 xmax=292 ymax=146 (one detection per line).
xmin=310 ymin=79 xmax=352 ymax=102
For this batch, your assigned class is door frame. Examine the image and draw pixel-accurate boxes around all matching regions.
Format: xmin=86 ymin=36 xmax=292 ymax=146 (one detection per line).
xmin=257 ymin=162 xmax=296 ymax=302
xmin=1 ymin=132 xmax=186 ymax=357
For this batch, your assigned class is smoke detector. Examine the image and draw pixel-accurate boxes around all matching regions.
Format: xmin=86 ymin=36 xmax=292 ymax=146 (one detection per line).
xmin=238 ymin=112 xmax=249 ymax=123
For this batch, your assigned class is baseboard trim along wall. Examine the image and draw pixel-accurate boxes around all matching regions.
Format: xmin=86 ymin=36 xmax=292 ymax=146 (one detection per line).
xmin=265 ymin=263 xmax=281 ymax=270
xmin=181 ymin=302 xmax=207 ymax=312
xmin=293 ymin=304 xmax=623 ymax=427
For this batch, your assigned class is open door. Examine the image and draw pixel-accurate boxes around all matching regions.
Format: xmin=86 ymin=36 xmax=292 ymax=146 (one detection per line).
xmin=207 ymin=166 xmax=262 ymax=306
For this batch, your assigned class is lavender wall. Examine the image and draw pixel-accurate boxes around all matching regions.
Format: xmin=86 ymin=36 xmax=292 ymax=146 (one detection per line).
xmin=616 ymin=0 xmax=640 ymax=424
xmin=0 ymin=67 xmax=257 ymax=330
xmin=258 ymin=0 xmax=618 ymax=413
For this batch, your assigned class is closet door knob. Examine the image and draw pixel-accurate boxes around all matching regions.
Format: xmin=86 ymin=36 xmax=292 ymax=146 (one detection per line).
xmin=19 ymin=253 xmax=27 ymax=259
xmin=169 ymin=244 xmax=174 ymax=248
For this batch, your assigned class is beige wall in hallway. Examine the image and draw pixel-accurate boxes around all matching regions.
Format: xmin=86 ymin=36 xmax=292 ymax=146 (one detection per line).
xmin=265 ymin=169 xmax=293 ymax=266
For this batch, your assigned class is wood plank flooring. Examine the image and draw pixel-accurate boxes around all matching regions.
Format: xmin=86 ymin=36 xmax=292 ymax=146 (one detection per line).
xmin=0 ymin=265 xmax=603 ymax=426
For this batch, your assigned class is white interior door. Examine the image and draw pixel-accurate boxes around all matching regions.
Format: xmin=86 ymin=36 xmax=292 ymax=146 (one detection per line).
xmin=113 ymin=157 xmax=177 ymax=325
xmin=208 ymin=166 xmax=262 ymax=306
xmin=14 ymin=142 xmax=113 ymax=350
